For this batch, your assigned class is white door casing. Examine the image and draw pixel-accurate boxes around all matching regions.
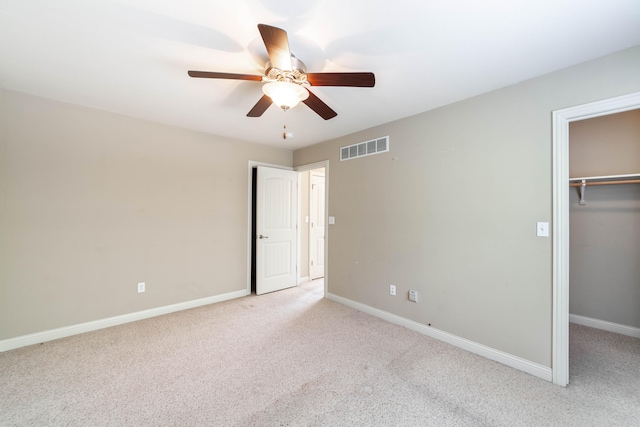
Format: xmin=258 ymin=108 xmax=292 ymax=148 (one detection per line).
xmin=310 ymin=171 xmax=325 ymax=279
xmin=256 ymin=166 xmax=298 ymax=295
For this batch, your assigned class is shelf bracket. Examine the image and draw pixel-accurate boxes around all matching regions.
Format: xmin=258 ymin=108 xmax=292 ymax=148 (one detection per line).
xmin=579 ymin=179 xmax=586 ymax=205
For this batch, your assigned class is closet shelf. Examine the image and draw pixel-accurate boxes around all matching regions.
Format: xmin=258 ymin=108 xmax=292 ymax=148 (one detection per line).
xmin=569 ymin=173 xmax=640 ymax=205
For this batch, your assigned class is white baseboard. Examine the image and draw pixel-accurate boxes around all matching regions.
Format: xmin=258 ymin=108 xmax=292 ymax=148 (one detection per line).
xmin=327 ymin=293 xmax=553 ymax=382
xmin=569 ymin=314 xmax=640 ymax=339
xmin=297 ymin=276 xmax=310 ymax=285
xmin=0 ymin=289 xmax=248 ymax=353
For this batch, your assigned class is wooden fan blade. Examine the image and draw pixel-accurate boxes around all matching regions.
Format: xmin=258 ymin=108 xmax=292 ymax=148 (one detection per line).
xmin=188 ymin=71 xmax=262 ymax=81
xmin=258 ymin=24 xmax=292 ymax=72
xmin=306 ymin=72 xmax=375 ymax=87
xmin=302 ymin=90 xmax=337 ymax=120
xmin=247 ymin=95 xmax=273 ymax=117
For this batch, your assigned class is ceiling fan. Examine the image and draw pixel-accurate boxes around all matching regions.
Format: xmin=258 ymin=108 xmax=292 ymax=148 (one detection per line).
xmin=188 ymin=24 xmax=375 ymax=120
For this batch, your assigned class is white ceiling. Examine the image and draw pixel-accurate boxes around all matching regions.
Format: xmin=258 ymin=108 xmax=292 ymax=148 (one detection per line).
xmin=1 ymin=0 xmax=639 ymax=150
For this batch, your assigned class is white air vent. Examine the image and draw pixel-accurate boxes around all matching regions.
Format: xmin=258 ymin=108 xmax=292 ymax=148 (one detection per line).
xmin=340 ymin=136 xmax=389 ymax=161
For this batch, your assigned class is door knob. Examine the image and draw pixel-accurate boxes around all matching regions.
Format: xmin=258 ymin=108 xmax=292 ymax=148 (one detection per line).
xmin=259 ymin=234 xmax=269 ymax=239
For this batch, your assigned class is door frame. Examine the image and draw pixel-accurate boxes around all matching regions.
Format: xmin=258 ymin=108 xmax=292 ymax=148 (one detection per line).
xmin=246 ymin=161 xmax=294 ymax=295
xmin=247 ymin=160 xmax=330 ymax=297
xmin=551 ymin=91 xmax=640 ymax=386
xmin=295 ymin=160 xmax=329 ymax=297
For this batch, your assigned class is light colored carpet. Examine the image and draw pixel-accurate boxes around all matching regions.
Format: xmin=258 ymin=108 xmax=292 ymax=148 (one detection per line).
xmin=1 ymin=280 xmax=639 ymax=426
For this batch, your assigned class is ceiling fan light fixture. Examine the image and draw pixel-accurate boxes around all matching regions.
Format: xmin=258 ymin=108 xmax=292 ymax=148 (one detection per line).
xmin=262 ymin=81 xmax=309 ymax=111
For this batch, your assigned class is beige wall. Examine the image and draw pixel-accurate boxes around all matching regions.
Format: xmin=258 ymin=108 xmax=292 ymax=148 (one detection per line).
xmin=294 ymin=46 xmax=640 ymax=367
xmin=569 ymin=109 xmax=640 ymax=176
xmin=569 ymin=110 xmax=640 ymax=328
xmin=0 ymin=89 xmax=292 ymax=340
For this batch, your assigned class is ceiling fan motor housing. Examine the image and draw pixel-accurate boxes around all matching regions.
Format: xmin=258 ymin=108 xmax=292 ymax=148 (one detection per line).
xmin=265 ymin=55 xmax=308 ymax=85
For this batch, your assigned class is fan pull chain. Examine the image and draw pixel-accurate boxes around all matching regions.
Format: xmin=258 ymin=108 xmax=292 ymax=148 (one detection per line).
xmin=282 ymin=115 xmax=293 ymax=139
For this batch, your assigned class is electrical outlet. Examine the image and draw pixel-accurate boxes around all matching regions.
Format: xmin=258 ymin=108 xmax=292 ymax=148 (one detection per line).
xmin=389 ymin=284 xmax=396 ymax=296
xmin=409 ymin=290 xmax=418 ymax=302
xmin=138 ymin=282 xmax=145 ymax=293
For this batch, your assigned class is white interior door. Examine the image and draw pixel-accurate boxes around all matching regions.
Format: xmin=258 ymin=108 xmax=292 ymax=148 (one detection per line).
xmin=256 ymin=166 xmax=298 ymax=295
xmin=309 ymin=171 xmax=325 ymax=280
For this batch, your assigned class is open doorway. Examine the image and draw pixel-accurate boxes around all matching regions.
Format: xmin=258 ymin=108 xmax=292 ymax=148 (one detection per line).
xmin=295 ymin=161 xmax=329 ymax=296
xmin=297 ymin=168 xmax=326 ymax=283
xmin=567 ymin=109 xmax=640 ymax=387
xmin=552 ymin=91 xmax=640 ymax=386
xmin=247 ymin=160 xmax=329 ymax=297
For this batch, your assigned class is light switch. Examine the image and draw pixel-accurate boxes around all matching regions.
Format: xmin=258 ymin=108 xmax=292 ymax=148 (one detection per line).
xmin=328 ymin=216 xmax=335 ymax=225
xmin=537 ymin=222 xmax=549 ymax=237
xmin=305 ymin=216 xmax=309 ymax=223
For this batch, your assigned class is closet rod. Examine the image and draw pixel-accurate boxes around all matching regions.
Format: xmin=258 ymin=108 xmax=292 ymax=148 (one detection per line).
xmin=569 ymin=179 xmax=640 ymax=187
xmin=569 ymin=173 xmax=640 ymax=205
xmin=569 ymin=173 xmax=640 ymax=182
